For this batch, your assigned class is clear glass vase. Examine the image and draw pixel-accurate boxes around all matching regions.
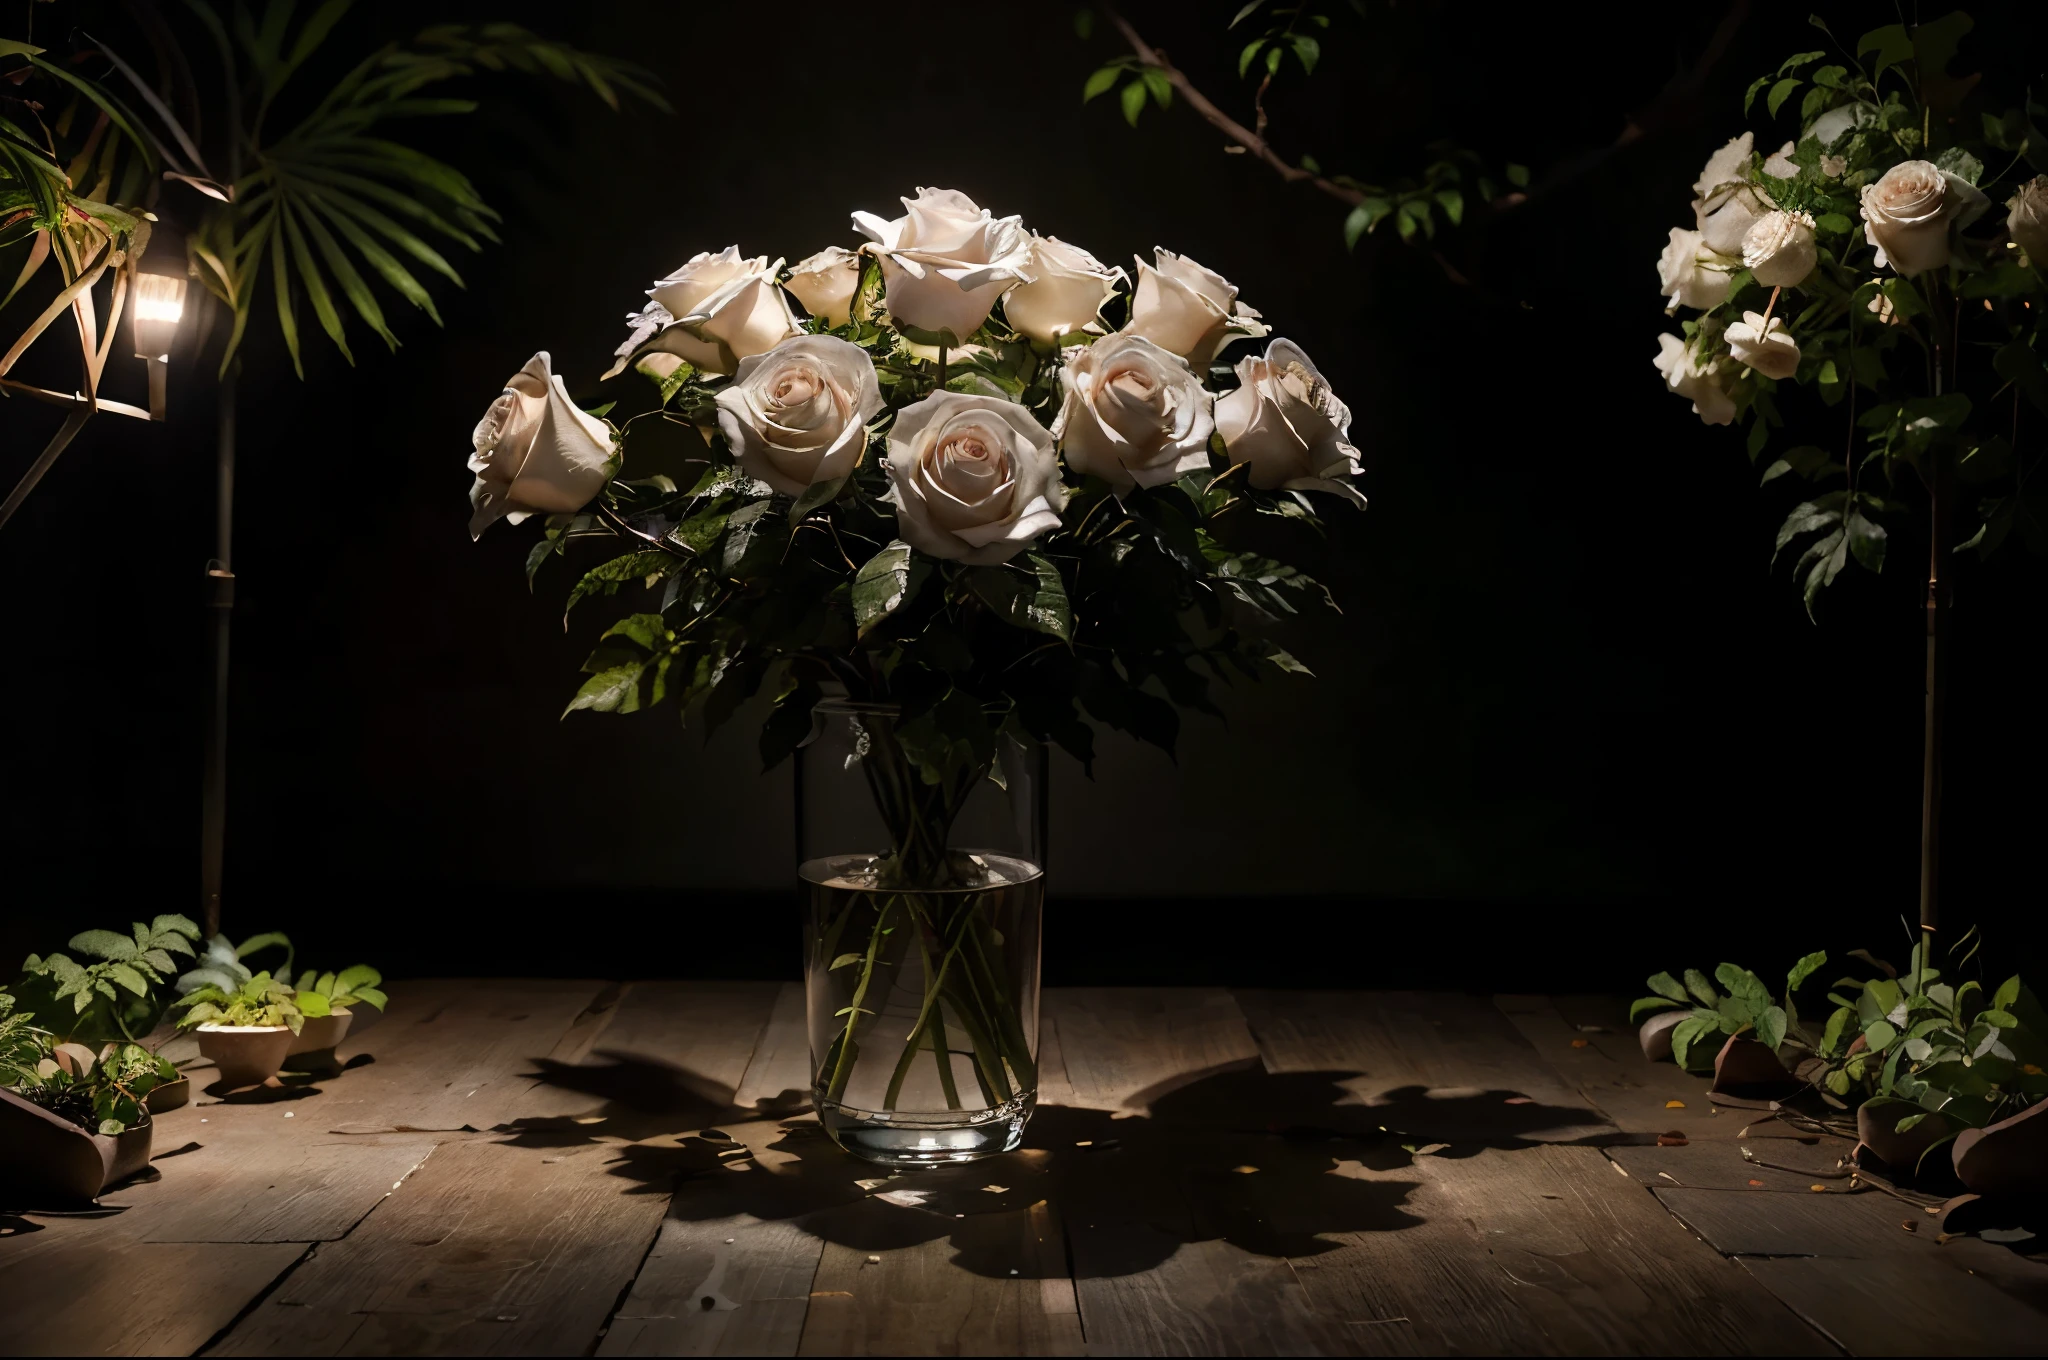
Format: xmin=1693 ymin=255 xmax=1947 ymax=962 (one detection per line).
xmin=797 ymin=699 xmax=1046 ymax=1166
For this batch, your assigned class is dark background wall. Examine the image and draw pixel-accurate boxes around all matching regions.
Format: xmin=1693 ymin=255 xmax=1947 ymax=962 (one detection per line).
xmin=3 ymin=1 xmax=2043 ymax=987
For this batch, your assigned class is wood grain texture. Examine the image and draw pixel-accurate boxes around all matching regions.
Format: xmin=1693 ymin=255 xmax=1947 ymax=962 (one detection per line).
xmin=318 ymin=978 xmax=611 ymax=1133
xmin=1044 ymin=987 xmax=1361 ymax=1356
xmin=210 ymin=1134 xmax=674 ymax=1357
xmin=1293 ymin=1146 xmax=1834 ymax=1356
xmin=1493 ymin=993 xmax=1721 ymax=1139
xmin=1655 ymin=1183 xmax=1946 ymax=1258
xmin=1241 ymin=990 xmax=1613 ymax=1143
xmin=597 ymin=1173 xmax=824 ymax=1358
xmin=1740 ymin=1255 xmax=2048 ymax=1356
xmin=732 ymin=981 xmax=813 ymax=1115
xmin=797 ymin=1198 xmax=1081 ymax=1357
xmin=124 ymin=1130 xmax=438 ymax=1242
xmin=1606 ymin=1137 xmax=1851 ymax=1193
xmin=1046 ymin=987 xmax=1261 ymax=1109
xmin=0 ymin=1224 xmax=305 ymax=1357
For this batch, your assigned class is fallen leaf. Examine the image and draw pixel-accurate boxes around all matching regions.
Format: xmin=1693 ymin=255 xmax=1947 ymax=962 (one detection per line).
xmin=1809 ymin=1184 xmax=1827 ymax=1193
xmin=1503 ymin=1096 xmax=1534 ymax=1105
xmin=1901 ymin=1219 xmax=1918 ymax=1232
xmin=1748 ymin=1179 xmax=1765 ymax=1187
xmin=1665 ymin=1100 xmax=1686 ymax=1109
xmin=1656 ymin=1133 xmax=1688 ymax=1147
xmin=981 ymin=1185 xmax=1008 ymax=1194
xmin=1409 ymin=1143 xmax=1450 ymax=1157
xmin=1231 ymin=1165 xmax=1260 ymax=1174
xmin=1570 ymin=1039 xmax=1590 ymax=1048
xmin=2023 ymin=1064 xmax=2042 ymax=1076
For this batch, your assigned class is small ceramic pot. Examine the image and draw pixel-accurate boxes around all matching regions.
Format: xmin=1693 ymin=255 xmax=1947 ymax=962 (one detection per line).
xmin=195 ymin=1024 xmax=295 ymax=1088
xmin=282 ymin=1009 xmax=354 ymax=1075
xmin=1856 ymin=1098 xmax=1951 ymax=1175
xmin=145 ymin=1076 xmax=191 ymax=1114
xmin=1638 ymin=1011 xmax=1688 ymax=1062
xmin=1953 ymin=1101 xmax=2048 ymax=1195
xmin=0 ymin=1088 xmax=154 ymax=1203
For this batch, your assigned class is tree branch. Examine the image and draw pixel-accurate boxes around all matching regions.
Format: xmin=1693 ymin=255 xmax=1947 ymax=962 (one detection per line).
xmin=1104 ymin=1 xmax=1752 ymax=219
xmin=1103 ymin=6 xmax=1364 ymax=209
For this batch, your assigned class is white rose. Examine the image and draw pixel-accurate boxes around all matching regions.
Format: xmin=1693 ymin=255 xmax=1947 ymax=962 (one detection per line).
xmin=713 ymin=335 xmax=883 ymax=496
xmin=2009 ymin=176 xmax=2048 ymax=265
xmin=1808 ymin=103 xmax=1874 ymax=148
xmin=1214 ymin=340 xmax=1365 ymax=507
xmin=852 ymin=187 xmax=1032 ymax=338
xmin=1694 ymin=132 xmax=1754 ymax=197
xmin=1860 ymin=160 xmax=1991 ymax=277
xmin=603 ymin=247 xmax=801 ymax=379
xmin=1762 ymin=140 xmax=1800 ymax=179
xmin=1652 ymin=333 xmax=1736 ymax=426
xmin=1123 ymin=247 xmax=1266 ymax=367
xmin=783 ymin=247 xmax=863 ymax=328
xmin=1742 ymin=210 xmax=1818 ymax=288
xmin=1657 ymin=227 xmax=1736 ymax=311
xmin=1001 ymin=235 xmax=1126 ymax=344
xmin=467 ymin=352 xmax=613 ymax=539
xmin=1052 ymin=334 xmax=1215 ymax=491
xmin=1724 ymin=310 xmax=1800 ymax=380
xmin=1697 ymin=182 xmax=1775 ymax=257
xmin=883 ymin=391 xmax=1066 ymax=565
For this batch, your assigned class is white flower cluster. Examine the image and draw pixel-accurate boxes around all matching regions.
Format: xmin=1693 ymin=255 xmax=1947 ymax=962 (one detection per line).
xmin=468 ymin=187 xmax=1366 ymax=556
xmin=1650 ymin=116 xmax=2000 ymax=426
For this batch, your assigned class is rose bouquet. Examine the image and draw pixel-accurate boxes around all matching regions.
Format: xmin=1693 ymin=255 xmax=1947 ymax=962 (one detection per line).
xmin=1648 ymin=12 xmax=2045 ymax=947
xmin=465 ymin=186 xmax=1364 ymax=1154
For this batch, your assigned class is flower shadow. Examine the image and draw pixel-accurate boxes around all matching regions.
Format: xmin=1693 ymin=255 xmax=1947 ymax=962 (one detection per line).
xmin=509 ymin=1051 xmax=1611 ymax=1279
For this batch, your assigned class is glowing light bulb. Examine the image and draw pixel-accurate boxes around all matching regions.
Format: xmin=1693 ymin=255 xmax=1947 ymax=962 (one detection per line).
xmin=133 ymin=273 xmax=187 ymax=361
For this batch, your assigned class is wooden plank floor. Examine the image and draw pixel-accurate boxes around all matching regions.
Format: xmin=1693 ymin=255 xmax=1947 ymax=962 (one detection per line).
xmin=4 ymin=984 xmax=2044 ymax=1356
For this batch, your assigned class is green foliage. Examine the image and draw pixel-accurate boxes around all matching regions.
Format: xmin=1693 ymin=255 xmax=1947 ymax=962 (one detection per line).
xmin=12 ymin=916 xmax=201 ymax=1044
xmin=176 ymin=933 xmax=385 ymax=1015
xmin=172 ymin=970 xmax=307 ymax=1035
xmin=0 ymin=1000 xmax=175 ymax=1136
xmin=160 ymin=4 xmax=665 ymax=376
xmin=1631 ymin=953 xmax=1825 ymax=1070
xmin=1812 ymin=928 xmax=2046 ymax=1133
xmin=524 ymin=271 xmax=1353 ymax=785
xmin=1661 ymin=9 xmax=2048 ymax=611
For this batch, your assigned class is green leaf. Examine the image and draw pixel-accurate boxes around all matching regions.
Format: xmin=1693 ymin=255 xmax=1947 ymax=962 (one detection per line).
xmin=852 ymin=541 xmax=930 ymax=638
xmin=1073 ymin=8 xmax=1095 ymax=39
xmin=297 ymin=991 xmax=332 ymax=1018
xmin=1786 ymin=951 xmax=1827 ymax=994
xmin=719 ymin=500 xmax=784 ymax=578
xmin=1435 ymin=188 xmax=1464 ymax=226
xmin=1755 ymin=1004 xmax=1788 ymax=1053
xmin=1238 ymin=40 xmax=1265 ymax=79
xmin=1228 ymin=0 xmax=1265 ymax=26
xmin=1291 ymin=35 xmax=1320 ymax=74
xmin=1505 ymin=163 xmax=1529 ymax=188
xmin=965 ymin=554 xmax=1073 ymax=642
xmin=1767 ymin=78 xmax=1803 ymax=117
xmin=829 ymin=952 xmax=861 ymax=971
xmin=1140 ymin=66 xmax=1172 ymax=110
xmin=563 ymin=659 xmax=645 ymax=716
xmin=1845 ymin=506 xmax=1886 ymax=573
xmin=1631 ymin=996 xmax=1682 ymax=1022
xmin=788 ymin=475 xmax=847 ymax=525
xmin=1119 ymin=79 xmax=1146 ymax=127
xmin=1857 ymin=23 xmax=1913 ymax=78
xmin=67 ymin=930 xmax=137 ymax=962
xmin=1865 ymin=1019 xmax=1900 ymax=1052
xmin=1822 ymin=1006 xmax=1853 ymax=1054
xmin=1933 ymin=146 xmax=1983 ymax=187
xmin=1082 ymin=65 xmax=1120 ymax=103
xmin=234 ymin=932 xmax=292 ymax=963
xmin=602 ymin=613 xmax=668 ymax=651
xmin=1646 ymin=971 xmax=1689 ymax=1003
xmin=1682 ymin=969 xmax=1719 ymax=1006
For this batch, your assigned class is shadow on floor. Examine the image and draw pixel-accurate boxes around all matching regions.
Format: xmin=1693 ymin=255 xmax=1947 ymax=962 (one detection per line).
xmin=507 ymin=1052 xmax=1613 ymax=1277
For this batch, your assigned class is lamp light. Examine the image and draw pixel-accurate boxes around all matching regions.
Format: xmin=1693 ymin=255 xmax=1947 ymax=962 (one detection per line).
xmin=133 ymin=271 xmax=187 ymax=421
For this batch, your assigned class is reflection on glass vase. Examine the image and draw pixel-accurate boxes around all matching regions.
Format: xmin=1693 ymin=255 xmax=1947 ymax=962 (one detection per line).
xmin=798 ymin=699 xmax=1045 ymax=1167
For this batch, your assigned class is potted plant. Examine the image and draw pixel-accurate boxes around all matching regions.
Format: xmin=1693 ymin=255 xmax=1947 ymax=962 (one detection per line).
xmin=1 ymin=993 xmax=173 ymax=1202
xmin=171 ymin=972 xmax=306 ymax=1089
xmin=10 ymin=915 xmax=201 ymax=1044
xmin=177 ymin=934 xmax=388 ymax=1072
